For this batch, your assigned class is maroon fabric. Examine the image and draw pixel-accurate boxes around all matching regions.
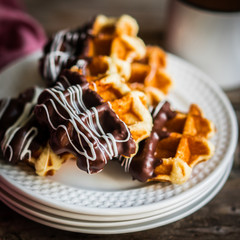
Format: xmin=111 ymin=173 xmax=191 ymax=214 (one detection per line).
xmin=0 ymin=0 xmax=46 ymax=70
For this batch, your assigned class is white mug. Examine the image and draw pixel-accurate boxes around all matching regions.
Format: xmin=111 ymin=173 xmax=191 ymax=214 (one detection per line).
xmin=166 ymin=0 xmax=240 ymax=90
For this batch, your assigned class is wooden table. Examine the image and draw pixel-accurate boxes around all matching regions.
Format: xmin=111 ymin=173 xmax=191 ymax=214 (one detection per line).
xmin=1 ymin=0 xmax=240 ymax=239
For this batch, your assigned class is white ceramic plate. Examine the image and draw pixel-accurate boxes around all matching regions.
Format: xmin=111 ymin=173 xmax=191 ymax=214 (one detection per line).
xmin=0 ymin=157 xmax=229 ymax=227
xmin=0 ymin=173 xmax=212 ymax=223
xmin=0 ymin=155 xmax=232 ymax=224
xmin=0 ymin=160 xmax=232 ymax=234
xmin=0 ymin=51 xmax=238 ymax=216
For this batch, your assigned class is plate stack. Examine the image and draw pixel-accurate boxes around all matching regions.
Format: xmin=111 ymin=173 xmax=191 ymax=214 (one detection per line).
xmin=0 ymin=52 xmax=238 ymax=234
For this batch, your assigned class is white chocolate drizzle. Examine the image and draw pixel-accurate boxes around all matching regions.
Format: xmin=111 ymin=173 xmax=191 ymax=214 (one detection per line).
xmin=43 ymin=30 xmax=88 ymax=82
xmin=38 ymin=83 xmax=132 ymax=173
xmin=1 ymin=88 xmax=42 ymax=162
xmin=120 ymin=156 xmax=133 ymax=172
xmin=43 ymin=30 xmax=72 ymax=81
xmin=152 ymin=100 xmax=167 ymax=118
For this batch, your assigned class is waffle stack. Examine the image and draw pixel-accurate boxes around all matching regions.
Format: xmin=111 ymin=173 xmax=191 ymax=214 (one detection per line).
xmin=40 ymin=14 xmax=172 ymax=107
xmin=0 ymin=15 xmax=215 ymax=184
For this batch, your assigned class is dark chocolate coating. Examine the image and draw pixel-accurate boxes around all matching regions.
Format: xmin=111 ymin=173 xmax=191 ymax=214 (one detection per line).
xmin=129 ymin=101 xmax=176 ymax=182
xmin=39 ymin=18 xmax=95 ymax=86
xmin=35 ymin=70 xmax=136 ymax=174
xmin=0 ymin=88 xmax=48 ymax=164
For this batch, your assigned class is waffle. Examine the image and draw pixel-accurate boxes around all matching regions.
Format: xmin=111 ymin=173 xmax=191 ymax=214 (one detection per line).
xmin=0 ymin=87 xmax=69 ymax=176
xmin=34 ymin=70 xmax=136 ymax=174
xmin=70 ymin=56 xmax=131 ymax=82
xmin=80 ymin=71 xmax=153 ymax=145
xmin=70 ymin=46 xmax=172 ymax=108
xmin=89 ymin=15 xmax=146 ymax=61
xmin=39 ymin=14 xmax=146 ymax=85
xmin=71 ymin=45 xmax=172 ymax=108
xmin=27 ymin=145 xmax=69 ymax=176
xmin=128 ymin=46 xmax=173 ymax=106
xmin=70 ymin=66 xmax=153 ymax=146
xmin=110 ymin=35 xmax=146 ymax=62
xmin=110 ymin=91 xmax=153 ymax=145
xmin=88 ymin=73 xmax=131 ymax=102
xmin=92 ymin=15 xmax=139 ymax=37
xmin=39 ymin=15 xmax=171 ymax=109
xmin=123 ymin=101 xmax=215 ymax=184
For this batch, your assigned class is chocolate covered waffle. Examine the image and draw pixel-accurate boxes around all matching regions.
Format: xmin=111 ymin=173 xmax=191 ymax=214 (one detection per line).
xmin=0 ymin=87 xmax=45 ymax=164
xmin=40 ymin=15 xmax=145 ymax=85
xmin=34 ymin=70 xmax=136 ymax=174
xmin=121 ymin=101 xmax=215 ymax=184
xmin=0 ymin=87 xmax=67 ymax=176
xmin=80 ymin=72 xmax=153 ymax=145
xmin=39 ymin=20 xmax=94 ymax=85
xmin=40 ymin=14 xmax=173 ymax=109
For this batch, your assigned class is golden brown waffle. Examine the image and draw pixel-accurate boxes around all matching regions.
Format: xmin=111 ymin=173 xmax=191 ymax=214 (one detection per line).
xmin=150 ymin=104 xmax=215 ymax=184
xmin=28 ymin=145 xmax=69 ymax=176
xmin=92 ymin=15 xmax=139 ymax=37
xmin=71 ymin=56 xmax=131 ymax=82
xmin=69 ymin=18 xmax=172 ymax=109
xmin=89 ymin=73 xmax=131 ymax=102
xmin=110 ymin=35 xmax=146 ymax=62
xmin=128 ymin=46 xmax=173 ymax=106
xmin=110 ymin=91 xmax=153 ymax=145
xmin=87 ymin=15 xmax=146 ymax=62
xmin=71 ymin=47 xmax=172 ymax=109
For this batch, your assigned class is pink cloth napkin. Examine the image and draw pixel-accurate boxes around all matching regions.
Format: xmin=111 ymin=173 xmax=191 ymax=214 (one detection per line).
xmin=0 ymin=0 xmax=46 ymax=70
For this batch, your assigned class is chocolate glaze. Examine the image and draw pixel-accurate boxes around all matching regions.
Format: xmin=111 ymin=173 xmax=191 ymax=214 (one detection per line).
xmin=128 ymin=101 xmax=176 ymax=182
xmin=39 ymin=18 xmax=95 ymax=85
xmin=35 ymin=70 xmax=136 ymax=174
xmin=0 ymin=88 xmax=48 ymax=164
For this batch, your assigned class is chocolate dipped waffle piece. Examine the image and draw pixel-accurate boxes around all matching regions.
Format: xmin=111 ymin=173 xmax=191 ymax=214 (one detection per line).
xmin=34 ymin=70 xmax=136 ymax=174
xmin=70 ymin=67 xmax=153 ymax=145
xmin=122 ymin=101 xmax=215 ymax=184
xmin=0 ymin=87 xmax=66 ymax=176
xmin=0 ymin=87 xmax=45 ymax=164
xmin=82 ymin=72 xmax=153 ymax=145
xmin=39 ymin=20 xmax=94 ymax=85
xmin=40 ymin=14 xmax=146 ymax=85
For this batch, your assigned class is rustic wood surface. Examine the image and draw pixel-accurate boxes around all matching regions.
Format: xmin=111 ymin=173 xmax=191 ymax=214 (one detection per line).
xmin=1 ymin=0 xmax=240 ymax=239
